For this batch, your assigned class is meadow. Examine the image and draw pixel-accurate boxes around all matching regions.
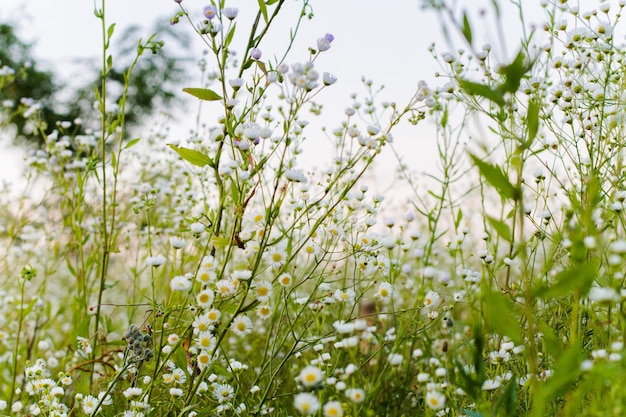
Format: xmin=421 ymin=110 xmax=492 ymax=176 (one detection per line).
xmin=2 ymin=0 xmax=626 ymax=416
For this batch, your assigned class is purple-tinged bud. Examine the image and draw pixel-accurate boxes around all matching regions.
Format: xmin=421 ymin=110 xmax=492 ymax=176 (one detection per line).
xmin=203 ymin=5 xmax=217 ymax=19
xmin=250 ymin=48 xmax=262 ymax=60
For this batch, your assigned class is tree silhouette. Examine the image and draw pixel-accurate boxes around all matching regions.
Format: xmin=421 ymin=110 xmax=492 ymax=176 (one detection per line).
xmin=0 ymin=19 xmax=192 ymax=145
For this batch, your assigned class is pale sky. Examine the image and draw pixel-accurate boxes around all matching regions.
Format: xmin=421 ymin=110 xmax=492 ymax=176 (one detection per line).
xmin=0 ymin=0 xmax=546 ymax=200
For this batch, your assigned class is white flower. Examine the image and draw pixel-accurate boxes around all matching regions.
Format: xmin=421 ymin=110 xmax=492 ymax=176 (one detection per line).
xmin=146 ymin=255 xmax=166 ymax=267
xmin=345 ymin=388 xmax=365 ymax=403
xmin=81 ymin=395 xmax=99 ymax=415
xmin=376 ymin=282 xmax=393 ymax=300
xmin=388 ymin=352 xmax=403 ymax=366
xmin=229 ymin=78 xmax=245 ymax=90
xmin=196 ymin=331 xmax=216 ymax=351
xmin=425 ymin=390 xmax=446 ymax=410
xmin=294 ymin=392 xmax=320 ymax=415
xmin=223 ymin=7 xmax=239 ymax=19
xmin=298 ymin=365 xmax=324 ymax=387
xmin=333 ymin=288 xmax=356 ymax=304
xmin=323 ymin=72 xmax=337 ymax=86
xmin=588 ymin=286 xmax=618 ymax=303
xmin=323 ymin=400 xmax=343 ymax=417
xmin=170 ymin=275 xmax=192 ymax=291
xmin=170 ymin=387 xmax=184 ymax=397
xmin=284 ymin=168 xmax=308 ymax=183
xmin=196 ymin=289 xmax=215 ymax=308
xmin=169 ymin=236 xmax=186 ymax=249
xmin=481 ymin=378 xmax=501 ymax=390
xmin=253 ymin=280 xmax=273 ymax=302
xmin=190 ymin=222 xmax=205 ymax=234
xmin=278 ymin=273 xmax=293 ymax=287
xmin=123 ymin=387 xmax=143 ymax=398
xmin=231 ymin=315 xmax=253 ymax=336
xmin=213 ymin=383 xmax=235 ymax=403
xmin=424 ymin=290 xmax=442 ymax=308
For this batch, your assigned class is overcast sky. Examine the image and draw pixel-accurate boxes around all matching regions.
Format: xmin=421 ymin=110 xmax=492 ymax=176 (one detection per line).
xmin=0 ymin=0 xmax=546 ymax=200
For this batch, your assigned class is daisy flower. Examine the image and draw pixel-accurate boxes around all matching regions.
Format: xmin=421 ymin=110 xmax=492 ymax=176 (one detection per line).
xmin=278 ymin=272 xmax=293 ymax=287
xmin=200 ymin=255 xmax=217 ymax=269
xmin=423 ymin=290 xmax=442 ymax=308
xmin=196 ymin=289 xmax=215 ymax=308
xmin=425 ymin=389 xmax=446 ymax=410
xmin=376 ymin=282 xmax=393 ymax=301
xmin=81 ymin=395 xmax=98 ymax=415
xmin=294 ymin=392 xmax=320 ymax=415
xmin=192 ymin=315 xmax=213 ymax=333
xmin=215 ymin=279 xmax=236 ymax=296
xmin=197 ymin=350 xmax=212 ymax=370
xmin=333 ymin=288 xmax=356 ymax=303
xmin=196 ymin=267 xmax=216 ymax=284
xmin=206 ymin=308 xmax=221 ymax=323
xmin=323 ymin=400 xmax=343 ymax=417
xmin=213 ymin=383 xmax=235 ymax=403
xmin=196 ymin=332 xmax=216 ymax=351
xmin=231 ymin=315 xmax=253 ymax=336
xmin=266 ymin=246 xmax=288 ymax=268
xmin=345 ymin=388 xmax=365 ymax=403
xmin=298 ymin=365 xmax=324 ymax=388
xmin=232 ymin=269 xmax=253 ymax=281
xmin=256 ymin=304 xmax=272 ymax=320
xmin=253 ymin=280 xmax=273 ymax=302
xmin=170 ymin=275 xmax=192 ymax=292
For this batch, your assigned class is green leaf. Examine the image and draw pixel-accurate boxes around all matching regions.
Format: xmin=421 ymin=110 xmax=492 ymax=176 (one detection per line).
xmin=257 ymin=60 xmax=268 ymax=74
xmin=492 ymin=379 xmax=517 ymax=417
xmin=470 ymin=154 xmax=520 ymax=200
xmin=107 ymin=23 xmax=116 ymax=40
xmin=462 ymin=11 xmax=472 ymax=44
xmin=526 ymin=98 xmax=540 ymax=145
xmin=458 ymin=79 xmax=505 ymax=107
xmin=182 ymin=87 xmax=222 ymax=101
xmin=124 ymin=138 xmax=140 ymax=150
xmin=257 ymin=0 xmax=268 ymax=23
xmin=455 ymin=208 xmax=463 ymax=229
xmin=483 ymin=291 xmax=523 ymax=344
xmin=533 ymin=261 xmax=596 ymax=299
xmin=224 ymin=23 xmax=237 ymax=48
xmin=538 ymin=321 xmax=563 ymax=358
xmin=168 ymin=144 xmax=215 ymax=168
xmin=486 ymin=215 xmax=512 ymax=242
xmin=540 ymin=341 xmax=582 ymax=401
xmin=498 ymin=49 xmax=532 ymax=95
xmin=211 ymin=236 xmax=231 ymax=248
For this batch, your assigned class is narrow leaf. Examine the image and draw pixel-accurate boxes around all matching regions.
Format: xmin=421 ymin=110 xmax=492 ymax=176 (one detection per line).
xmin=526 ymin=98 xmax=540 ymax=144
xmin=486 ymin=215 xmax=512 ymax=242
xmin=168 ymin=144 xmax=215 ymax=168
xmin=533 ymin=262 xmax=596 ymax=299
xmin=257 ymin=0 xmax=268 ymax=23
xmin=124 ymin=138 xmax=141 ymax=150
xmin=462 ymin=11 xmax=472 ymax=44
xmin=182 ymin=87 xmax=222 ymax=101
xmin=540 ymin=341 xmax=582 ymax=401
xmin=224 ymin=23 xmax=237 ymax=48
xmin=470 ymin=154 xmax=520 ymax=200
xmin=458 ymin=79 xmax=505 ymax=107
xmin=538 ymin=321 xmax=563 ymax=358
xmin=107 ymin=23 xmax=116 ymax=40
xmin=455 ymin=208 xmax=463 ymax=229
xmin=483 ymin=291 xmax=523 ymax=344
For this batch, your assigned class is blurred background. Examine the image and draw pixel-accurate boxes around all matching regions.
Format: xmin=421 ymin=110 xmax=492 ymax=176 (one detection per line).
xmin=0 ymin=0 xmax=545 ymax=201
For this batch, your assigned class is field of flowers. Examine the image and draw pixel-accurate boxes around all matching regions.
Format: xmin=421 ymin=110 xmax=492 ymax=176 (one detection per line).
xmin=3 ymin=0 xmax=626 ymax=416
